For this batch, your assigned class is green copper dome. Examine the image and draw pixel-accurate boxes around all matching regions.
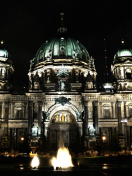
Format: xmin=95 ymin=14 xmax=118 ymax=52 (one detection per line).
xmin=0 ymin=48 xmax=11 ymax=62
xmin=31 ymin=33 xmax=91 ymax=66
xmin=114 ymin=49 xmax=132 ymax=59
xmin=0 ymin=49 xmax=9 ymax=57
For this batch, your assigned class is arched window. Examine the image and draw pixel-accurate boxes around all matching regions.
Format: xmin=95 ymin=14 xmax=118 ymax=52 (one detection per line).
xmin=104 ymin=109 xmax=110 ymax=118
xmin=126 ymin=68 xmax=131 ymax=79
xmin=16 ymin=110 xmax=23 ymax=119
xmin=39 ymin=50 xmax=44 ymax=60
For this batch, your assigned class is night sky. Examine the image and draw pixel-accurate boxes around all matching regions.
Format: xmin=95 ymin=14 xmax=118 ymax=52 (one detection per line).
xmin=0 ymin=1 xmax=132 ymax=93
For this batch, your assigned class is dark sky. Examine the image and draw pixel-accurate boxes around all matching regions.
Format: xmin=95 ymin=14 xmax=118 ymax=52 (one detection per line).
xmin=0 ymin=0 xmax=132 ymax=93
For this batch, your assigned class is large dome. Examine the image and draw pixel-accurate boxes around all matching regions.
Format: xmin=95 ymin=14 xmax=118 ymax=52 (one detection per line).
xmin=28 ymin=26 xmax=97 ymax=93
xmin=30 ymin=29 xmax=91 ymax=66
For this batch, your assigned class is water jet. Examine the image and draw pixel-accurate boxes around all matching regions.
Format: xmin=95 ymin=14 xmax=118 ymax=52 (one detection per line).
xmin=51 ymin=131 xmax=73 ymax=170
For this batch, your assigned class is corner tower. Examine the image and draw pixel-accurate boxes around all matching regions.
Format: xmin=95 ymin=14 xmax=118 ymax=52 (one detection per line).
xmin=0 ymin=41 xmax=14 ymax=93
xmin=111 ymin=41 xmax=132 ymax=92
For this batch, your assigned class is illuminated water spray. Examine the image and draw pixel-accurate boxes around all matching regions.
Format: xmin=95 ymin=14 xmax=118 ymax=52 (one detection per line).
xmin=51 ymin=131 xmax=73 ymax=170
xmin=31 ymin=155 xmax=40 ymax=168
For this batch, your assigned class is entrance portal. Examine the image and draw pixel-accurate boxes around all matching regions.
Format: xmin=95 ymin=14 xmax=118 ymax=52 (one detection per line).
xmin=47 ymin=111 xmax=80 ymax=151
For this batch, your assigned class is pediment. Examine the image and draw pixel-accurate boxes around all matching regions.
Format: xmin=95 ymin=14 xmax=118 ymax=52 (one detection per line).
xmin=15 ymin=103 xmax=24 ymax=109
xmin=128 ymin=118 xmax=132 ymax=123
xmin=124 ymin=59 xmax=132 ymax=63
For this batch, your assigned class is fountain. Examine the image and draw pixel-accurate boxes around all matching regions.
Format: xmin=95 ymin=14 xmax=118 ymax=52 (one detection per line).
xmin=51 ymin=146 xmax=73 ymax=170
xmin=51 ymin=131 xmax=73 ymax=170
xmin=31 ymin=155 xmax=40 ymax=169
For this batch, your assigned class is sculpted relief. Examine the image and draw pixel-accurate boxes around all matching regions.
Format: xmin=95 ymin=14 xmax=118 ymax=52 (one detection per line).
xmin=52 ymin=111 xmax=75 ymax=123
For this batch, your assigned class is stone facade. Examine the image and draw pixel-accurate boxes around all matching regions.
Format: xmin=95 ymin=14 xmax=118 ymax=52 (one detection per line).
xmin=1 ymin=27 xmax=132 ymax=152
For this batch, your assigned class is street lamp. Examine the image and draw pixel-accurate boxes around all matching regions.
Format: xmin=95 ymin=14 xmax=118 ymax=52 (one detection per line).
xmin=102 ymin=136 xmax=106 ymax=141
xmin=21 ymin=137 xmax=24 ymax=141
xmin=102 ymin=136 xmax=106 ymax=156
xmin=121 ymin=119 xmax=128 ymax=156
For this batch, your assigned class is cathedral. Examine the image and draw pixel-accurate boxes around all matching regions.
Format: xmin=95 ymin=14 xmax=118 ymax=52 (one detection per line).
xmin=0 ymin=16 xmax=132 ymax=153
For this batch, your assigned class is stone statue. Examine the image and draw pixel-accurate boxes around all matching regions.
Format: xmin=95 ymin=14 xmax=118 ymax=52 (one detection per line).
xmin=55 ymin=96 xmax=71 ymax=106
xmin=61 ymin=81 xmax=65 ymax=91
xmin=46 ymin=50 xmax=52 ymax=60
xmin=89 ymin=126 xmax=95 ymax=136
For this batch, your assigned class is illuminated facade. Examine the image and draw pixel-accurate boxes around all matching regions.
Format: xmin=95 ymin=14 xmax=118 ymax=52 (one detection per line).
xmin=1 ymin=24 xmax=132 ymax=152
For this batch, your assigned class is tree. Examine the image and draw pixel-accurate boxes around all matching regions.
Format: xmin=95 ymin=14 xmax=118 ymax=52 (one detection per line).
xmin=0 ymin=134 xmax=9 ymax=153
xmin=18 ymin=136 xmax=30 ymax=154
xmin=94 ymin=140 xmax=102 ymax=155
xmin=109 ymin=134 xmax=121 ymax=155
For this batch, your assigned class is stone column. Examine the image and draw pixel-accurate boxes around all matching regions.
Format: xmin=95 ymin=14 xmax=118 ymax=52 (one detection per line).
xmin=2 ymin=102 xmax=5 ymax=119
xmin=117 ymin=102 xmax=123 ymax=135
xmin=46 ymin=69 xmax=51 ymax=83
xmin=9 ymin=128 xmax=12 ymax=150
xmin=102 ymin=106 xmax=104 ymax=118
xmin=118 ymin=67 xmax=120 ymax=77
xmin=126 ymin=105 xmax=129 ymax=118
xmin=28 ymin=102 xmax=33 ymax=135
xmin=24 ymin=103 xmax=26 ymax=119
xmin=16 ymin=128 xmax=18 ymax=149
xmin=44 ymin=122 xmax=49 ymax=137
xmin=93 ymin=73 xmax=96 ymax=82
xmin=110 ymin=104 xmax=112 ymax=118
xmin=93 ymin=101 xmax=99 ymax=135
xmin=75 ymin=70 xmax=79 ymax=83
xmin=124 ymin=68 xmax=126 ymax=78
xmin=120 ymin=67 xmax=124 ymax=79
xmin=38 ymin=102 xmax=42 ymax=136
xmin=98 ymin=102 xmax=101 ymax=119
xmin=11 ymin=103 xmax=14 ymax=119
xmin=112 ymin=102 xmax=116 ymax=118
xmin=41 ymin=119 xmax=44 ymax=137
xmin=88 ymin=101 xmax=93 ymax=119
xmin=71 ymin=69 xmax=76 ymax=82
xmin=8 ymin=104 xmax=11 ymax=119
xmin=42 ymin=102 xmax=46 ymax=136
xmin=127 ymin=126 xmax=130 ymax=149
xmin=25 ymin=103 xmax=28 ymax=119
xmin=84 ymin=102 xmax=88 ymax=135
xmin=124 ymin=102 xmax=126 ymax=118
xmin=4 ymin=104 xmax=9 ymax=135
xmin=50 ymin=70 xmax=53 ymax=83
xmin=78 ymin=121 xmax=83 ymax=137
xmin=14 ymin=128 xmax=18 ymax=149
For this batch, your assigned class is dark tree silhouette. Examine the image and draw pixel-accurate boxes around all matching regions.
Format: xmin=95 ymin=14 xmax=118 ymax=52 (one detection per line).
xmin=109 ymin=134 xmax=121 ymax=155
